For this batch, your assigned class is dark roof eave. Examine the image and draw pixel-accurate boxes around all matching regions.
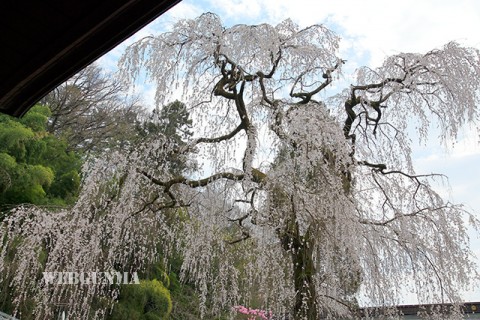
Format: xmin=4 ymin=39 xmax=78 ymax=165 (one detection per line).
xmin=0 ymin=0 xmax=180 ymax=117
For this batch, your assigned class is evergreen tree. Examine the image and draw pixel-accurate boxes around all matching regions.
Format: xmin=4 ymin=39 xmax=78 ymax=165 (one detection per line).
xmin=0 ymin=105 xmax=81 ymax=209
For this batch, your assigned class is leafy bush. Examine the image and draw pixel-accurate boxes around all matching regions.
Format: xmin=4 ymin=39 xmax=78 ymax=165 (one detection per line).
xmin=108 ymin=279 xmax=172 ymax=320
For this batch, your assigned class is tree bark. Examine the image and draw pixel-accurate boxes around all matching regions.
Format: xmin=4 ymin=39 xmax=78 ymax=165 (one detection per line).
xmin=281 ymin=222 xmax=318 ymax=320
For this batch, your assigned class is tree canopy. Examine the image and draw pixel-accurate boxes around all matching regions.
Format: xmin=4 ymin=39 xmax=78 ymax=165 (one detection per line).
xmin=2 ymin=12 xmax=480 ymax=320
xmin=41 ymin=64 xmax=144 ymax=154
xmin=0 ymin=105 xmax=81 ymax=208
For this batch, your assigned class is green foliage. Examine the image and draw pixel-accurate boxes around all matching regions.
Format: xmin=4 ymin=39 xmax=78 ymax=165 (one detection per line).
xmin=156 ymin=257 xmax=203 ymax=320
xmin=108 ymin=279 xmax=172 ymax=320
xmin=20 ymin=104 xmax=51 ymax=132
xmin=136 ymin=100 xmax=194 ymax=175
xmin=0 ymin=104 xmax=82 ymax=207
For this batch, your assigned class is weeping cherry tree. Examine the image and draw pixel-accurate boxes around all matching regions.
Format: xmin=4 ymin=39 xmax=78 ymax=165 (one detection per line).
xmin=2 ymin=12 xmax=480 ymax=320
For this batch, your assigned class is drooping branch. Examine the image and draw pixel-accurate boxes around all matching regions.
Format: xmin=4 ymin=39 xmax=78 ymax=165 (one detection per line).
xmin=358 ymin=160 xmax=387 ymax=172
xmin=343 ymin=70 xmax=413 ymax=141
xmin=227 ymin=212 xmax=250 ymax=225
xmin=359 ymin=205 xmax=451 ymax=227
xmin=258 ymin=72 xmax=275 ymax=107
xmin=343 ymin=51 xmax=455 ymax=140
xmin=227 ymin=231 xmax=250 ymax=245
xmin=359 ymin=160 xmax=446 ymax=180
xmin=171 ymin=122 xmax=245 ymax=155
xmin=320 ymin=294 xmax=359 ymax=316
xmin=343 ymin=96 xmax=360 ymax=141
xmin=352 ymin=77 xmax=404 ymax=93
xmin=140 ymin=166 xmax=267 ymax=202
xmin=259 ymin=49 xmax=283 ymax=82
xmin=128 ymin=194 xmax=162 ymax=219
xmin=223 ymin=188 xmax=260 ymax=245
xmin=141 ymin=170 xmax=246 ymax=190
xmin=257 ymin=49 xmax=283 ymax=106
xmin=195 ymin=123 xmax=244 ymax=144
xmin=235 ymin=81 xmax=251 ymax=127
xmin=213 ymin=68 xmax=237 ymax=100
xmin=357 ymin=159 xmax=451 ymax=228
xmin=290 ymin=59 xmax=344 ymax=104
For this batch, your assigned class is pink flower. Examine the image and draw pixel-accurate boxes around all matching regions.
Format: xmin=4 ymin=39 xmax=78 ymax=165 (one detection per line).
xmin=233 ymin=305 xmax=273 ymax=320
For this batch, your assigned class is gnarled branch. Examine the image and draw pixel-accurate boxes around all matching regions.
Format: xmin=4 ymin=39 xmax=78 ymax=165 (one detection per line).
xmin=290 ymin=59 xmax=344 ymax=104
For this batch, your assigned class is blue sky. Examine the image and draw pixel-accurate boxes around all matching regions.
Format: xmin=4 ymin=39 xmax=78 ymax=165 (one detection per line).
xmin=97 ymin=0 xmax=480 ymax=303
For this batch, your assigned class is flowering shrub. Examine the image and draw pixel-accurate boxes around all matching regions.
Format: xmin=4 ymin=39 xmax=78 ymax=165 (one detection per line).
xmin=233 ymin=305 xmax=273 ymax=320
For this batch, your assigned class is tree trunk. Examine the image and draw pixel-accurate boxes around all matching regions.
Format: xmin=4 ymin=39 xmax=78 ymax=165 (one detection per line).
xmin=281 ymin=222 xmax=318 ymax=320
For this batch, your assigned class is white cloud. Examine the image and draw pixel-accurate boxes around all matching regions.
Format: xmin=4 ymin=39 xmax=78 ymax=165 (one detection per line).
xmin=162 ymin=1 xmax=204 ymax=22
xmin=198 ymin=0 xmax=480 ymax=67
xmin=206 ymin=0 xmax=262 ymax=21
xmin=98 ymin=0 xmax=480 ymax=76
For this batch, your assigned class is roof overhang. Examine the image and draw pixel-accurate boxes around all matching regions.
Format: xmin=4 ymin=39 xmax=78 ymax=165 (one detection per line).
xmin=0 ymin=0 xmax=181 ymax=117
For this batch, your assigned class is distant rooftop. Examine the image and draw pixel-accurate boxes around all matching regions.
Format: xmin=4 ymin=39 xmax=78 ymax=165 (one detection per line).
xmin=360 ymin=301 xmax=480 ymax=318
xmin=0 ymin=310 xmax=17 ymax=320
